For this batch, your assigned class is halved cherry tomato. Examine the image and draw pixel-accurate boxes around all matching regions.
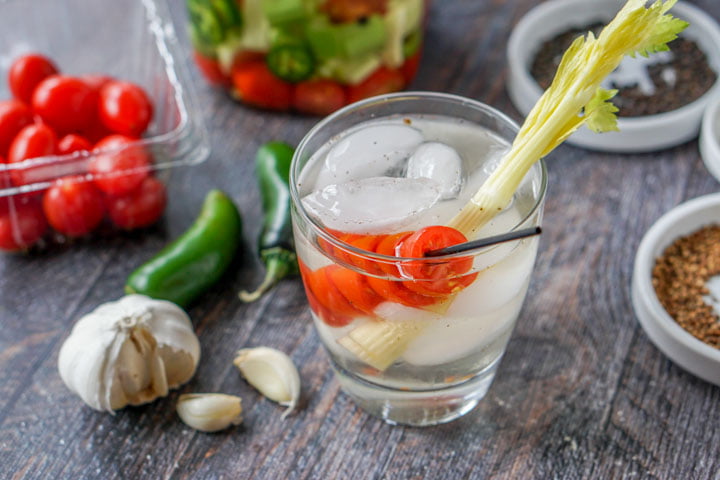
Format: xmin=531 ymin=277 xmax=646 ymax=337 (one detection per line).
xmin=192 ymin=50 xmax=231 ymax=87
xmin=42 ymin=176 xmax=105 ymax=236
xmin=8 ymin=54 xmax=59 ymax=105
xmin=90 ymin=135 xmax=150 ymax=196
xmin=7 ymin=123 xmax=58 ymax=186
xmin=98 ymin=81 xmax=153 ymax=137
xmin=397 ymin=226 xmax=476 ymax=296
xmin=347 ymin=67 xmax=405 ymax=104
xmin=0 ymin=100 xmax=34 ymax=156
xmin=325 ymin=265 xmax=383 ymax=315
xmin=374 ymin=231 xmax=412 ymax=275
xmin=0 ymin=197 xmax=48 ymax=251
xmin=106 ymin=176 xmax=166 ymax=230
xmin=342 ymin=234 xmax=385 ymax=273
xmin=365 ymin=275 xmax=437 ymax=308
xmin=231 ymin=61 xmax=293 ymax=111
xmin=293 ymin=79 xmax=347 ymax=116
xmin=299 ymin=260 xmax=353 ymax=327
xmin=32 ymin=75 xmax=98 ymax=134
xmin=58 ymin=134 xmax=92 ymax=155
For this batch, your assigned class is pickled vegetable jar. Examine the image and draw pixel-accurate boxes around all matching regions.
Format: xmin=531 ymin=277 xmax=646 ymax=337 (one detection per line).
xmin=186 ymin=0 xmax=427 ymax=115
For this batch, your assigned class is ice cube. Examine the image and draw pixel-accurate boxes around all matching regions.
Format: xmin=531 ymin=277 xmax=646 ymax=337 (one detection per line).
xmin=313 ymin=123 xmax=424 ymax=190
xmin=406 ymin=142 xmax=463 ymax=199
xmin=302 ymin=176 xmax=441 ymax=234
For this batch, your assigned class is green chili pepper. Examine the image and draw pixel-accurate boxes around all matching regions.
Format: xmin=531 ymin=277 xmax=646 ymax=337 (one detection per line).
xmin=126 ymin=190 xmax=243 ymax=308
xmin=266 ymin=44 xmax=316 ymax=83
xmin=239 ymin=142 xmax=299 ymax=302
xmin=186 ymin=0 xmax=242 ymax=48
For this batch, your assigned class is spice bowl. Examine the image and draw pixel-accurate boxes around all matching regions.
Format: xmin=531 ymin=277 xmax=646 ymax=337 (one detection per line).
xmin=699 ymin=91 xmax=720 ymax=182
xmin=507 ymin=0 xmax=720 ymax=153
xmin=632 ymin=193 xmax=720 ymax=386
xmin=0 ymin=0 xmax=209 ymax=251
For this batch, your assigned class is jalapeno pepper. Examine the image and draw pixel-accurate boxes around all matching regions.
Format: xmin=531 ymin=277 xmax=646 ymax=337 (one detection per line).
xmin=266 ymin=44 xmax=316 ymax=83
xmin=126 ymin=189 xmax=242 ymax=308
xmin=186 ymin=0 xmax=242 ymax=50
xmin=239 ymin=142 xmax=299 ymax=302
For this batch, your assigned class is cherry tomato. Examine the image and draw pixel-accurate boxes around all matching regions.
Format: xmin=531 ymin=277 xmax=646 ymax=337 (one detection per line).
xmin=347 ymin=67 xmax=406 ymax=104
xmin=299 ymin=260 xmax=353 ymax=327
xmin=375 ymin=231 xmax=412 ymax=275
xmin=8 ymin=54 xmax=59 ymax=105
xmin=0 ymin=197 xmax=48 ymax=251
xmin=0 ymin=100 xmax=34 ymax=156
xmin=304 ymin=263 xmax=363 ymax=318
xmin=231 ymin=61 xmax=293 ymax=111
xmin=341 ymin=234 xmax=384 ymax=273
xmin=193 ymin=50 xmax=231 ymax=87
xmin=89 ymin=134 xmax=150 ymax=196
xmin=32 ymin=75 xmax=98 ymax=134
xmin=58 ymin=134 xmax=92 ymax=155
xmin=400 ymin=50 xmax=422 ymax=84
xmin=325 ymin=265 xmax=383 ymax=315
xmin=106 ymin=176 xmax=166 ymax=229
xmin=98 ymin=81 xmax=153 ymax=137
xmin=397 ymin=226 xmax=476 ymax=296
xmin=365 ymin=275 xmax=437 ymax=308
xmin=293 ymin=80 xmax=347 ymax=116
xmin=7 ymin=124 xmax=58 ymax=186
xmin=42 ymin=176 xmax=105 ymax=236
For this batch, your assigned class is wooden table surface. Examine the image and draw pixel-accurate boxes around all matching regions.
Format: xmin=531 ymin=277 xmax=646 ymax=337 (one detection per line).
xmin=3 ymin=1 xmax=720 ymax=479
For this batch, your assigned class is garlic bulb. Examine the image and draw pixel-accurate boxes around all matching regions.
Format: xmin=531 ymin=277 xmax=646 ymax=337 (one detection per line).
xmin=58 ymin=294 xmax=201 ymax=412
xmin=233 ymin=347 xmax=300 ymax=417
xmin=176 ymin=393 xmax=243 ymax=432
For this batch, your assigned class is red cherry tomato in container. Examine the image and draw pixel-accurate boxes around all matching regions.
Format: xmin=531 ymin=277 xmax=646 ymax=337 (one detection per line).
xmin=32 ymin=75 xmax=98 ymax=133
xmin=8 ymin=54 xmax=59 ymax=105
xmin=106 ymin=176 xmax=166 ymax=230
xmin=7 ymin=124 xmax=58 ymax=186
xmin=293 ymin=79 xmax=347 ymax=116
xmin=57 ymin=134 xmax=92 ymax=155
xmin=43 ymin=176 xmax=105 ymax=236
xmin=98 ymin=81 xmax=153 ymax=137
xmin=89 ymin=135 xmax=150 ymax=196
xmin=0 ymin=100 xmax=34 ymax=156
xmin=231 ymin=61 xmax=293 ymax=111
xmin=0 ymin=198 xmax=48 ymax=251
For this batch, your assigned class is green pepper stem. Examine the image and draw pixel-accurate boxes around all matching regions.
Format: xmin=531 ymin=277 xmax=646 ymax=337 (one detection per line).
xmin=239 ymin=252 xmax=297 ymax=302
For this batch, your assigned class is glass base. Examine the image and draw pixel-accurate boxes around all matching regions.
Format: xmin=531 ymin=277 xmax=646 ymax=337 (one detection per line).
xmin=331 ymin=356 xmax=502 ymax=427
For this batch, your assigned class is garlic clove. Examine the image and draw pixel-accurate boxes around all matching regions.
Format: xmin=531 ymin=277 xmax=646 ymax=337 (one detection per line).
xmin=233 ymin=347 xmax=300 ymax=417
xmin=176 ymin=393 xmax=243 ymax=433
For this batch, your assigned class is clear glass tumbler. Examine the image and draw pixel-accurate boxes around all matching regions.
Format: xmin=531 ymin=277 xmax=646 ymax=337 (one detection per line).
xmin=290 ymin=92 xmax=547 ymax=426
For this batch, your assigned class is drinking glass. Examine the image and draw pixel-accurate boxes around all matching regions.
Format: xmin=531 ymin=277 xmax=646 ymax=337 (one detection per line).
xmin=290 ymin=92 xmax=547 ymax=426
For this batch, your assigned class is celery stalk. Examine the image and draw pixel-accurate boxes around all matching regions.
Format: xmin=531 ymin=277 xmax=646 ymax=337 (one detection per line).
xmin=448 ymin=0 xmax=688 ymax=236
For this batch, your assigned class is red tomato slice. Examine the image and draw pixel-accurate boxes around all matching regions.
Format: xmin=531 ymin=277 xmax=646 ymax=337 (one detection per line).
xmin=325 ymin=265 xmax=383 ymax=315
xmin=193 ymin=50 xmax=231 ymax=87
xmin=231 ymin=61 xmax=293 ymax=111
xmin=293 ymin=79 xmax=347 ymax=116
xmin=347 ymin=67 xmax=406 ymax=104
xmin=299 ymin=260 xmax=353 ymax=327
xmin=374 ymin=231 xmax=412 ymax=275
xmin=365 ymin=275 xmax=437 ymax=308
xmin=397 ymin=226 xmax=476 ymax=295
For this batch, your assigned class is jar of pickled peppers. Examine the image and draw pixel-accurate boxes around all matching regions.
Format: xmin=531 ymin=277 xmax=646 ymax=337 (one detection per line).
xmin=186 ymin=0 xmax=426 ymax=115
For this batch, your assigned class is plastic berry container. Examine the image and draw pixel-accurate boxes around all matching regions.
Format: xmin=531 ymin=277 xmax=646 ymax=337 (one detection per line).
xmin=0 ymin=0 xmax=209 ymax=252
xmin=507 ymin=0 xmax=720 ymax=153
xmin=186 ymin=0 xmax=427 ymax=115
xmin=632 ymin=193 xmax=720 ymax=386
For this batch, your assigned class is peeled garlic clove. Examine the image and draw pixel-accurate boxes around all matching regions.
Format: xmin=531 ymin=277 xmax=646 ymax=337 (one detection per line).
xmin=176 ymin=393 xmax=243 ymax=432
xmin=233 ymin=347 xmax=300 ymax=417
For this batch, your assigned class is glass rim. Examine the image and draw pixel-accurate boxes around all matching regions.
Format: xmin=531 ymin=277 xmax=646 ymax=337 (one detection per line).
xmin=290 ymin=91 xmax=549 ymax=262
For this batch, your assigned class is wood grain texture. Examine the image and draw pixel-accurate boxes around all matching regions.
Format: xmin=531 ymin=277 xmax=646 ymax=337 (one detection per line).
xmin=2 ymin=1 xmax=720 ymax=479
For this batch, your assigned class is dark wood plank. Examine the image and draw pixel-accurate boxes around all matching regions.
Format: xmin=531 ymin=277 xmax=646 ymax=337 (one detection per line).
xmin=1 ymin=1 xmax=719 ymax=479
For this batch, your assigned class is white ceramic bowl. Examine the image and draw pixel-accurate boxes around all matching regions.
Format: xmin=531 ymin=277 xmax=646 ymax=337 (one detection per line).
xmin=700 ymin=91 xmax=720 ymax=182
xmin=632 ymin=193 xmax=720 ymax=386
xmin=508 ymin=0 xmax=720 ymax=153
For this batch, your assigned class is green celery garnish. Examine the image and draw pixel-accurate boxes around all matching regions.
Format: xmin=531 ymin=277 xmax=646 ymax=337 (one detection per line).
xmin=449 ymin=0 xmax=688 ymax=236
